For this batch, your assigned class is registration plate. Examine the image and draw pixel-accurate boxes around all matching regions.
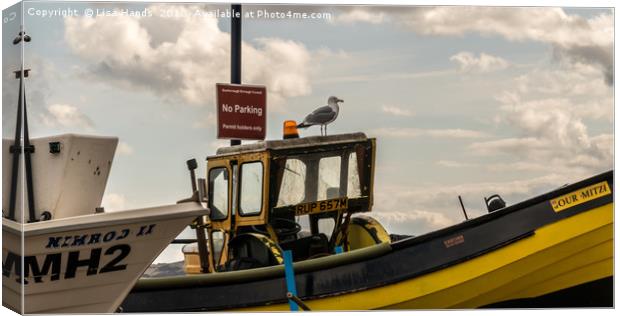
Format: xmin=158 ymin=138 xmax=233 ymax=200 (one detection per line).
xmin=294 ymin=198 xmax=348 ymax=216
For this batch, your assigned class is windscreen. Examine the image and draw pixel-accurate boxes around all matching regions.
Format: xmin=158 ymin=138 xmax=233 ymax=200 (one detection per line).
xmin=275 ymin=150 xmax=363 ymax=207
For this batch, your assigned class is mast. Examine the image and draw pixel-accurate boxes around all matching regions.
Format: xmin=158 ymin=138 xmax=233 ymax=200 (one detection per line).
xmin=7 ymin=27 xmax=37 ymax=223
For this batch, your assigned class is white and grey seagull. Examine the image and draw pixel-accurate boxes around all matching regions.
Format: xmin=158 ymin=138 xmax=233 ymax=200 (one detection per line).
xmin=297 ymin=96 xmax=344 ymax=136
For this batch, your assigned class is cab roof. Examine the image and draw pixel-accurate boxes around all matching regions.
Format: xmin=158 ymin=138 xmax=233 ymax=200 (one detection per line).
xmin=211 ymin=132 xmax=369 ymax=158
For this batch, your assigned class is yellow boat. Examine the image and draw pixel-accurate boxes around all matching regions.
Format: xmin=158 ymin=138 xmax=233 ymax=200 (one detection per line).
xmin=121 ymin=133 xmax=612 ymax=311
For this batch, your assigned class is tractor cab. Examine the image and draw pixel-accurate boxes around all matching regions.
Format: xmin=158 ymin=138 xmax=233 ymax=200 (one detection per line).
xmin=183 ymin=132 xmax=390 ymax=273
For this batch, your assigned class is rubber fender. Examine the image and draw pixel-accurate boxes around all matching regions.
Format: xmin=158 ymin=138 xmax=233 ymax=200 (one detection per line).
xmin=340 ymin=215 xmax=391 ymax=251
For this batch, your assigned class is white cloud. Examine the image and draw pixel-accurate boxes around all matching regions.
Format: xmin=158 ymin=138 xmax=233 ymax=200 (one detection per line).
xmin=435 ymin=159 xmax=565 ymax=173
xmin=4 ymin=56 xmax=61 ymax=136
xmin=371 ymin=127 xmax=488 ymax=139
xmin=116 ymin=141 xmax=135 ymax=155
xmin=101 ymin=193 xmax=127 ymax=212
xmin=64 ymin=4 xmax=315 ymax=109
xmin=508 ymin=63 xmax=613 ymax=121
xmin=373 ymin=172 xmax=586 ymax=235
xmin=192 ymin=112 xmax=217 ymax=129
xmin=381 ymin=105 xmax=414 ymax=117
xmin=336 ymin=7 xmax=612 ymax=84
xmin=450 ymin=51 xmax=509 ymax=73
xmin=39 ymin=104 xmax=94 ymax=130
xmin=436 ymin=160 xmax=477 ymax=168
xmin=372 ymin=210 xmax=456 ymax=234
xmin=336 ymin=8 xmax=387 ymax=24
xmin=469 ymin=62 xmax=612 ymax=175
xmin=208 ymin=139 xmax=231 ymax=153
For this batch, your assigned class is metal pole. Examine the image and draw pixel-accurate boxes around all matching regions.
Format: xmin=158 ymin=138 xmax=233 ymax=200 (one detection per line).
xmin=23 ymin=85 xmax=37 ymax=222
xmin=458 ymin=195 xmax=469 ymax=220
xmin=283 ymin=250 xmax=299 ymax=311
xmin=186 ymin=159 xmax=210 ymax=272
xmin=230 ymin=4 xmax=242 ymax=147
xmin=7 ymin=72 xmax=23 ymax=221
xmin=8 ymin=27 xmax=36 ymax=222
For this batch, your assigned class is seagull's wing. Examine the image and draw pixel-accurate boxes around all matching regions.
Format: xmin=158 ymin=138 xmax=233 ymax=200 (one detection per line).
xmin=303 ymin=106 xmax=336 ymax=125
xmin=310 ymin=105 xmax=334 ymax=115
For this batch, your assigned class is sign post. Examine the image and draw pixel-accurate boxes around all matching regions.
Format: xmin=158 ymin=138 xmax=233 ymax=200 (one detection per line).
xmin=216 ymin=83 xmax=267 ymax=140
xmin=230 ymin=3 xmax=242 ymax=146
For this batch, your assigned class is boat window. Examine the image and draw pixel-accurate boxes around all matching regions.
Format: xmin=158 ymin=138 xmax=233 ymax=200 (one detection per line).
xmin=239 ymin=162 xmax=263 ymax=216
xmin=208 ymin=167 xmax=228 ymax=220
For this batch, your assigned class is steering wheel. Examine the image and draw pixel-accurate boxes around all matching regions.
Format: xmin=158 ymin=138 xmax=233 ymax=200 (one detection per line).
xmin=250 ymin=218 xmax=302 ymax=237
xmin=271 ymin=218 xmax=302 ymax=237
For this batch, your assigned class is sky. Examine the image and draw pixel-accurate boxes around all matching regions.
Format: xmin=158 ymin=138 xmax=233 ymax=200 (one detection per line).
xmin=1 ymin=1 xmax=614 ymax=263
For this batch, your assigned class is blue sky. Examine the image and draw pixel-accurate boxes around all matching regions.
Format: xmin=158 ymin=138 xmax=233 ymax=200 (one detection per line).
xmin=2 ymin=1 xmax=614 ymax=262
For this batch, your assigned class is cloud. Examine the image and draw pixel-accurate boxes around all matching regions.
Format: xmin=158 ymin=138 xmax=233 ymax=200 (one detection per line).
xmin=336 ymin=8 xmax=387 ymax=24
xmin=116 ymin=141 xmax=135 ymax=155
xmin=469 ymin=62 xmax=612 ymax=175
xmin=373 ymin=172 xmax=587 ymax=235
xmin=336 ymin=7 xmax=612 ymax=84
xmin=315 ymin=68 xmax=454 ymax=85
xmin=381 ymin=105 xmax=414 ymax=117
xmin=192 ymin=112 xmax=217 ymax=129
xmin=3 ymin=56 xmax=60 ymax=136
xmin=372 ymin=210 xmax=456 ymax=235
xmin=450 ymin=51 xmax=509 ymax=73
xmin=208 ymin=139 xmax=231 ymax=152
xmin=436 ymin=160 xmax=477 ymax=168
xmin=63 ymin=4 xmax=315 ymax=109
xmin=101 ymin=193 xmax=127 ymax=212
xmin=508 ymin=62 xmax=612 ymax=121
xmin=371 ymin=127 xmax=488 ymax=139
xmin=39 ymin=104 xmax=94 ymax=130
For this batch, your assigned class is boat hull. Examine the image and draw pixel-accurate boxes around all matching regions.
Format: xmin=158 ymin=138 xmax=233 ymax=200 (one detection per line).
xmin=122 ymin=171 xmax=613 ymax=311
xmin=2 ymin=202 xmax=206 ymax=314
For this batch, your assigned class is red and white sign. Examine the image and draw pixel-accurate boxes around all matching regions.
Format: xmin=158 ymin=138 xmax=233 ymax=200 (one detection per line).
xmin=216 ymin=83 xmax=267 ymax=140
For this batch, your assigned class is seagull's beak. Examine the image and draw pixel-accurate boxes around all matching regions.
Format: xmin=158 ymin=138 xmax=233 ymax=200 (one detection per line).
xmin=338 ymin=99 xmax=344 ymax=103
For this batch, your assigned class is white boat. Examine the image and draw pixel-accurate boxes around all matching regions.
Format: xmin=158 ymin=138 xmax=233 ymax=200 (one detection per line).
xmin=2 ymin=134 xmax=207 ymax=313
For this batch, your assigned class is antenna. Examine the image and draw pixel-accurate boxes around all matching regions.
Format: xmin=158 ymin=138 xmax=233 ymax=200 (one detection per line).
xmin=458 ymin=195 xmax=469 ymax=221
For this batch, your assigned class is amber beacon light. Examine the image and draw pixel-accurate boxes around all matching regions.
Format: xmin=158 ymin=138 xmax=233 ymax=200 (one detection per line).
xmin=283 ymin=120 xmax=300 ymax=139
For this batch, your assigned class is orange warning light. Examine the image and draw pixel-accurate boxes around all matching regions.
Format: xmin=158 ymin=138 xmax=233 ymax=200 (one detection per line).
xmin=283 ymin=120 xmax=299 ymax=139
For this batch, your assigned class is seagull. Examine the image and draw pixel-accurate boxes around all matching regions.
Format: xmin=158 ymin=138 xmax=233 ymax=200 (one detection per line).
xmin=297 ymin=96 xmax=344 ymax=136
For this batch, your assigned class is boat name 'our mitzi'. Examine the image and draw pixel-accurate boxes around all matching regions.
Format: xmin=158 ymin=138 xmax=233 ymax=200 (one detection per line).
xmin=550 ymin=181 xmax=610 ymax=212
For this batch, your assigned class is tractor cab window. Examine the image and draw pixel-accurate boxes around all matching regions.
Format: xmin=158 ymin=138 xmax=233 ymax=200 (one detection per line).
xmin=209 ymin=167 xmax=229 ymax=220
xmin=318 ymin=156 xmax=341 ymax=200
xmin=275 ymin=150 xmax=363 ymax=207
xmin=277 ymin=158 xmax=307 ymax=206
xmin=239 ymin=162 xmax=263 ymax=216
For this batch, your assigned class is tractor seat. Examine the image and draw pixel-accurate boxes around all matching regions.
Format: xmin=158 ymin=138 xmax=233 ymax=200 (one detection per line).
xmin=279 ymin=233 xmax=329 ymax=262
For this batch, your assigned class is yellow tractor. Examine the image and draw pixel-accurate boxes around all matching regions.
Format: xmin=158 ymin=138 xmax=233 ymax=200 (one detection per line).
xmin=182 ymin=129 xmax=390 ymax=274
